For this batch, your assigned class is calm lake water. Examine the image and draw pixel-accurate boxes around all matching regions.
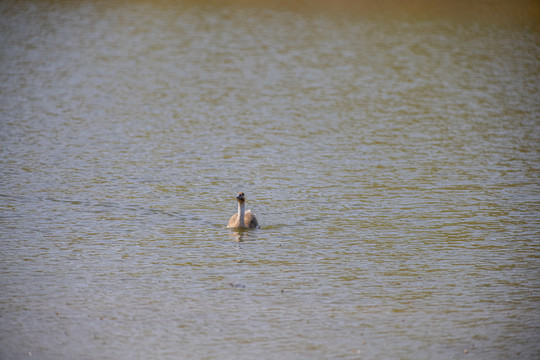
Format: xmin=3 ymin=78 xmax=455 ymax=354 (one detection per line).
xmin=1 ymin=0 xmax=539 ymax=359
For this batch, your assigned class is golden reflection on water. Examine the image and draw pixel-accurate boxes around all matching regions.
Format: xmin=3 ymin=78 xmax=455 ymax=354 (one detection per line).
xmin=171 ymin=0 xmax=540 ymax=24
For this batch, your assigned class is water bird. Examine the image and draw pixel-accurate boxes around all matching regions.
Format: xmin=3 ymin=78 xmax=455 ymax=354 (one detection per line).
xmin=227 ymin=192 xmax=259 ymax=229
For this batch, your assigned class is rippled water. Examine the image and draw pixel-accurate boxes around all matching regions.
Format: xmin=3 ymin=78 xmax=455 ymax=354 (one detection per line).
xmin=1 ymin=1 xmax=539 ymax=359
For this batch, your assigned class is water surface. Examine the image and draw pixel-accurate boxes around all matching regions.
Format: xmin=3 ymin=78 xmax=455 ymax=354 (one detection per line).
xmin=1 ymin=1 xmax=539 ymax=359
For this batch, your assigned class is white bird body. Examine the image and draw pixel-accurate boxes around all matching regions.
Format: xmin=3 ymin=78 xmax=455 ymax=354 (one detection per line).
xmin=227 ymin=192 xmax=259 ymax=229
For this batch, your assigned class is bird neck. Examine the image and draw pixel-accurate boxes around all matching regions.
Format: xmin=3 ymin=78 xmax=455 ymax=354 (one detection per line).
xmin=237 ymin=201 xmax=246 ymax=227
